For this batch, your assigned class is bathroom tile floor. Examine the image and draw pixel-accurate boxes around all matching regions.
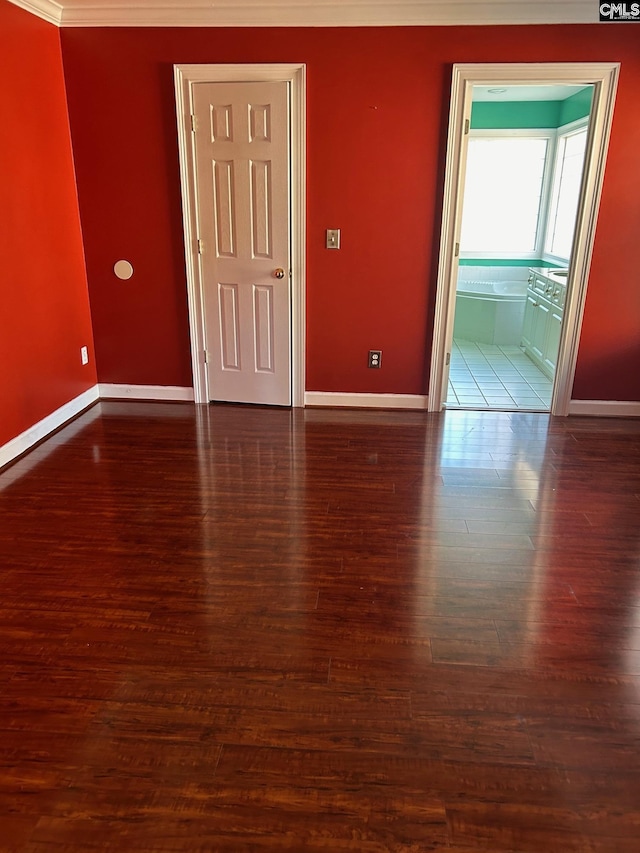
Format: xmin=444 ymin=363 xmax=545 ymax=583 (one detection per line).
xmin=446 ymin=339 xmax=553 ymax=411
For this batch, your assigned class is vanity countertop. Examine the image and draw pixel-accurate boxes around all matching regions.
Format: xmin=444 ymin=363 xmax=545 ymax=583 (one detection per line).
xmin=529 ymin=267 xmax=569 ymax=285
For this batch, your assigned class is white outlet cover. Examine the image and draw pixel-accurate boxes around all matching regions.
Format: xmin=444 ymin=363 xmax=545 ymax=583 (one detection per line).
xmin=114 ymin=259 xmax=134 ymax=280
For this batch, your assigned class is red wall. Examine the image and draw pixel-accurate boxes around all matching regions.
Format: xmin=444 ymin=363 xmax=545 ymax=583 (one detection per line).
xmin=59 ymin=24 xmax=640 ymax=401
xmin=0 ymin=1 xmax=96 ymax=449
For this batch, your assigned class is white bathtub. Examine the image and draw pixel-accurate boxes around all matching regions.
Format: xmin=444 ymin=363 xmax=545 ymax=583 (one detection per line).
xmin=457 ymin=280 xmax=527 ymax=298
xmin=454 ymin=279 xmax=527 ymax=346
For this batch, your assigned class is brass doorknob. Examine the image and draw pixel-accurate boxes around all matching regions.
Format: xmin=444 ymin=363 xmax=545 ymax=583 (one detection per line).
xmin=273 ymin=268 xmax=285 ymax=279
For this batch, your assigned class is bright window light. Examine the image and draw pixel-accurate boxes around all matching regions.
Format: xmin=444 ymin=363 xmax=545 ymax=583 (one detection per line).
xmin=460 ymin=137 xmax=549 ymax=254
xmin=545 ymin=127 xmax=588 ymax=260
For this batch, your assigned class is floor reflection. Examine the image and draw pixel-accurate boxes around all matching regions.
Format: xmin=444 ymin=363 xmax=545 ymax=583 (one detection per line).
xmin=2 ymin=402 xmax=640 ymax=850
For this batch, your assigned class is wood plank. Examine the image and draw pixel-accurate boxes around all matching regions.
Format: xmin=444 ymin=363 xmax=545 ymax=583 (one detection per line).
xmin=0 ymin=402 xmax=639 ymax=850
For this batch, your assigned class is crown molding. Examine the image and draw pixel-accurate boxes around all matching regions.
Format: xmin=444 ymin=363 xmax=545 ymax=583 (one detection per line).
xmin=9 ymin=0 xmax=598 ymax=29
xmin=10 ymin=0 xmax=63 ymax=25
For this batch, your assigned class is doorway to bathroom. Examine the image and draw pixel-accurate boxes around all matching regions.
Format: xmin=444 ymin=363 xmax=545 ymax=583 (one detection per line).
xmin=429 ymin=63 xmax=619 ymax=416
xmin=449 ymin=88 xmax=589 ymax=411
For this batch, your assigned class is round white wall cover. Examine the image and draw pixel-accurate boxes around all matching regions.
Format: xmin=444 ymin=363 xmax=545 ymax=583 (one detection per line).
xmin=114 ymin=260 xmax=134 ymax=280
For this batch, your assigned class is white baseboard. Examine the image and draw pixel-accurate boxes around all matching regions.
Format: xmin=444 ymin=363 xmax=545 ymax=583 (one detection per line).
xmin=305 ymin=391 xmax=429 ymax=410
xmin=98 ymin=384 xmax=195 ymax=402
xmin=3 ymin=386 xmax=635 ymax=477
xmin=307 ymin=393 xmax=640 ymax=417
xmin=568 ymin=400 xmax=640 ymax=417
xmin=0 ymin=383 xmax=194 ymax=478
xmin=0 ymin=385 xmax=99 ymax=472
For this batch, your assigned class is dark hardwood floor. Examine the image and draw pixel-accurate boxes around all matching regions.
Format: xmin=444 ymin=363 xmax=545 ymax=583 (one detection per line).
xmin=1 ymin=401 xmax=639 ymax=852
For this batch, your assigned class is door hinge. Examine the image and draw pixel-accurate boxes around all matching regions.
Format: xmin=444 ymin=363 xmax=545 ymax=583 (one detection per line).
xmin=454 ymin=242 xmax=460 ymax=257
xmin=203 ymin=350 xmax=209 ymax=364
xmin=446 ymin=352 xmax=451 ymax=366
xmin=190 ymin=114 xmax=197 ymax=132
xmin=197 ymin=239 xmax=203 ymax=255
xmin=464 ymin=118 xmax=469 ymax=135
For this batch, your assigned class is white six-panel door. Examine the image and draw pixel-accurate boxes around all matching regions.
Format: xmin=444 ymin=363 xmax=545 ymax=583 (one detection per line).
xmin=192 ymin=81 xmax=291 ymax=405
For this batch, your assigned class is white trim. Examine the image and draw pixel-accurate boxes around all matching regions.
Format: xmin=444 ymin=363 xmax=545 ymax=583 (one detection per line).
xmin=0 ymin=398 xmax=102 ymax=491
xmin=557 ymin=116 xmax=591 ymax=135
xmin=568 ymin=400 xmax=640 ymax=418
xmin=0 ymin=385 xmax=98 ymax=471
xmin=290 ymin=67 xmax=307 ymax=409
xmin=552 ymin=70 xmax=618 ymax=415
xmin=429 ymin=62 xmax=620 ymax=417
xmin=305 ymin=392 xmax=429 ymax=410
xmin=174 ymin=63 xmax=306 ymax=407
xmin=428 ymin=64 xmax=471 ymax=414
xmin=98 ymin=384 xmax=194 ymax=401
xmin=8 ymin=0 xmax=62 ymax=25
xmin=10 ymin=0 xmax=600 ymax=29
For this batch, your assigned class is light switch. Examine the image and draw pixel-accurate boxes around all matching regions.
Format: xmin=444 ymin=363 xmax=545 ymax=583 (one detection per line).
xmin=326 ymin=229 xmax=341 ymax=249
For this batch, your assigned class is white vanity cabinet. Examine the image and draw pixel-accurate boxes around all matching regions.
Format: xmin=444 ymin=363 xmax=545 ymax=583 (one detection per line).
xmin=521 ymin=269 xmax=567 ymax=379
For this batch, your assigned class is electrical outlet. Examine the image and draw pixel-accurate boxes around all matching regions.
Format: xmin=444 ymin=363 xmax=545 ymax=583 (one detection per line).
xmin=368 ymin=349 xmax=382 ymax=368
xmin=81 ymin=346 xmax=89 ymax=365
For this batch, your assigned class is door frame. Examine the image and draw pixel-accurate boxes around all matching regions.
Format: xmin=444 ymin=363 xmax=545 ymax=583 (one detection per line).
xmin=428 ymin=62 xmax=619 ymax=415
xmin=174 ymin=63 xmax=306 ymax=406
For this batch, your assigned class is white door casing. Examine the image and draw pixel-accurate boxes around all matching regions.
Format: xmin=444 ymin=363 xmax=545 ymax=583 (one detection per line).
xmin=174 ymin=64 xmax=306 ymax=407
xmin=193 ymin=81 xmax=290 ymax=405
xmin=429 ymin=62 xmax=619 ymax=415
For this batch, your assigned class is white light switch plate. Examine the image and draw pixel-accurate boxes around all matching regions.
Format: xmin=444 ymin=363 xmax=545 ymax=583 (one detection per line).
xmin=326 ymin=229 xmax=340 ymax=249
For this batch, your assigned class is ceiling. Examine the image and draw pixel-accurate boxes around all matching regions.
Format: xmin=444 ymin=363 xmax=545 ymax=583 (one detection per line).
xmin=10 ymin=0 xmax=601 ymax=29
xmin=472 ymin=84 xmax=592 ymax=102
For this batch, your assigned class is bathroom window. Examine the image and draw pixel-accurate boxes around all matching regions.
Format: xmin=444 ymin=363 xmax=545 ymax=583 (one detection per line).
xmin=459 ymin=133 xmax=551 ymax=256
xmin=544 ymin=125 xmax=588 ymax=261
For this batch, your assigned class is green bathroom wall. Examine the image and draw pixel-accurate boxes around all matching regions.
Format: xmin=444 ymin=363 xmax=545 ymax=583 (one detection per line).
xmin=470 ymin=88 xmax=593 ymax=129
xmin=559 ymin=87 xmax=594 ymax=125
xmin=471 ymin=100 xmax=560 ymax=128
xmin=459 ymin=259 xmax=562 ymax=267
